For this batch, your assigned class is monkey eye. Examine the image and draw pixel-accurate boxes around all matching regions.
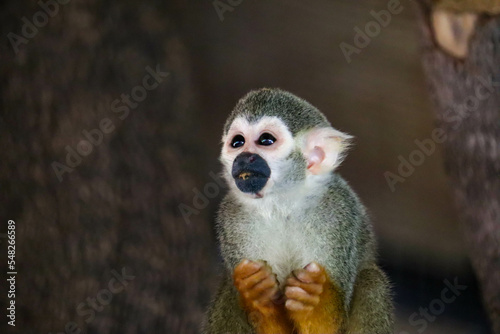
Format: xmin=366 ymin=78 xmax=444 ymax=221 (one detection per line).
xmin=231 ymin=135 xmax=245 ymax=148
xmin=258 ymin=133 xmax=276 ymax=146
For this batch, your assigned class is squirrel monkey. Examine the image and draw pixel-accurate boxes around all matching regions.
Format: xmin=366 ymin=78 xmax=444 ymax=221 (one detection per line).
xmin=203 ymin=88 xmax=394 ymax=334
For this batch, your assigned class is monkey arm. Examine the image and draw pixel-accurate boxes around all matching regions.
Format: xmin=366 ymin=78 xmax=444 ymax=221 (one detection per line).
xmin=243 ymin=303 xmax=293 ymax=334
xmin=285 ymin=262 xmax=345 ymax=334
xmin=284 ymin=264 xmax=394 ymax=334
xmin=319 ymin=177 xmax=393 ymax=333
xmin=297 ymin=280 xmax=345 ymax=334
xmin=282 ymin=175 xmax=379 ymax=333
xmin=321 ymin=175 xmax=375 ymax=307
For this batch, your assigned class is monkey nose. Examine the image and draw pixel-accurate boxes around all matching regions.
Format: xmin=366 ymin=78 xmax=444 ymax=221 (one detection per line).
xmin=238 ymin=152 xmax=258 ymax=164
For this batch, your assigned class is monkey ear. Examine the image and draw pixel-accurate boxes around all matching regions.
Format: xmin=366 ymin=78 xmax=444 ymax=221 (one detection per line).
xmin=302 ymin=127 xmax=353 ymax=175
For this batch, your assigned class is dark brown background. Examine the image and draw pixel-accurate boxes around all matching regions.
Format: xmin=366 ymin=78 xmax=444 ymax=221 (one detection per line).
xmin=0 ymin=0 xmax=492 ymax=333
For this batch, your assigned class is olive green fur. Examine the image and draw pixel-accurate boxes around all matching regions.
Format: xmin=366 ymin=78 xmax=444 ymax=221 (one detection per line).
xmin=224 ymin=88 xmax=330 ymax=136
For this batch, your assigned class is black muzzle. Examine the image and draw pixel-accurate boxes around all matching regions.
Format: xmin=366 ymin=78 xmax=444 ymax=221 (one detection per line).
xmin=231 ymin=152 xmax=271 ymax=194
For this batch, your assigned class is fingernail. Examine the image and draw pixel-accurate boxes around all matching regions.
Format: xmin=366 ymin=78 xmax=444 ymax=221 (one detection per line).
xmin=305 ymin=262 xmax=320 ymax=272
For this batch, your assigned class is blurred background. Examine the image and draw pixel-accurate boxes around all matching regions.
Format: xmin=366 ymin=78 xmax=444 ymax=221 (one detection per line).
xmin=1 ymin=0 xmax=498 ymax=333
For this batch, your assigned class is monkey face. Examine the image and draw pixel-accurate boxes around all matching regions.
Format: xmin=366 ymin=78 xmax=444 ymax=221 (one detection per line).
xmin=221 ymin=116 xmax=295 ymax=198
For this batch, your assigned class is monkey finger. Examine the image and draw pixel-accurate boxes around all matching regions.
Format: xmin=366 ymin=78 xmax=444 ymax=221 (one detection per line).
xmin=257 ymin=285 xmax=280 ymax=304
xmin=285 ymin=276 xmax=323 ymax=296
xmin=245 ymin=286 xmax=280 ymax=310
xmin=243 ymin=275 xmax=278 ymax=300
xmin=234 ymin=259 xmax=263 ymax=282
xmin=304 ymin=261 xmax=323 ymax=274
xmin=237 ymin=267 xmax=274 ymax=291
xmin=293 ymin=266 xmax=327 ymax=284
xmin=285 ymin=286 xmax=320 ymax=306
xmin=253 ymin=274 xmax=278 ymax=292
xmin=304 ymin=262 xmax=327 ymax=283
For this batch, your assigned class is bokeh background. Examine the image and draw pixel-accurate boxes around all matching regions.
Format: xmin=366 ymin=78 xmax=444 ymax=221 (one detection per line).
xmin=1 ymin=0 xmax=497 ymax=333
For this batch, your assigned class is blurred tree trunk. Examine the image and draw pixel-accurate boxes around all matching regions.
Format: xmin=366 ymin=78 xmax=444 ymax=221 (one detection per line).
xmin=0 ymin=1 xmax=215 ymax=333
xmin=416 ymin=2 xmax=500 ymax=332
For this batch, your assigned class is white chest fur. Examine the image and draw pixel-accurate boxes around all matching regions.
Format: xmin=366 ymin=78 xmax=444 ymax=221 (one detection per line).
xmin=239 ymin=193 xmax=325 ymax=286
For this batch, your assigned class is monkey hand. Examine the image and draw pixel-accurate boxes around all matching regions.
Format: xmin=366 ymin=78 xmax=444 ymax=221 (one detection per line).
xmin=233 ymin=259 xmax=292 ymax=333
xmin=285 ymin=262 xmax=345 ymax=334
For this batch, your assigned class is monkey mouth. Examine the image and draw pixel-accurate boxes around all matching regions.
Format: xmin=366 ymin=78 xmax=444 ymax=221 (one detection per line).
xmin=236 ymin=170 xmax=267 ymax=180
xmin=233 ymin=169 xmax=270 ymax=194
xmin=232 ymin=153 xmax=271 ymax=195
xmin=238 ymin=172 xmax=252 ymax=180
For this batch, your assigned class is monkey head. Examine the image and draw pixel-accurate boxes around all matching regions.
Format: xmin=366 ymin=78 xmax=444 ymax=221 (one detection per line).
xmin=220 ymin=88 xmax=352 ymax=199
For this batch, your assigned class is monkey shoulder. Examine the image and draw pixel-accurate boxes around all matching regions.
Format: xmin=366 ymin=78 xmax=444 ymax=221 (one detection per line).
xmin=320 ymin=174 xmax=367 ymax=218
xmin=313 ymin=173 xmax=374 ymax=250
xmin=323 ymin=173 xmax=376 ymax=253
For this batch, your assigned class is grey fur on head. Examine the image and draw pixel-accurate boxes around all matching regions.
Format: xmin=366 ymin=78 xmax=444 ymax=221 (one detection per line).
xmin=224 ymin=88 xmax=330 ymax=136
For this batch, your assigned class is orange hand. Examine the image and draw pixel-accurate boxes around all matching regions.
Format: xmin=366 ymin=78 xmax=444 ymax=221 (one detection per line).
xmin=285 ymin=262 xmax=345 ymax=334
xmin=233 ymin=259 xmax=293 ymax=334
